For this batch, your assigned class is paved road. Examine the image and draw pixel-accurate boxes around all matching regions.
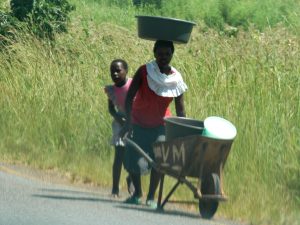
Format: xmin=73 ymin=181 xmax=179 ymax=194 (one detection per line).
xmin=0 ymin=163 xmax=240 ymax=225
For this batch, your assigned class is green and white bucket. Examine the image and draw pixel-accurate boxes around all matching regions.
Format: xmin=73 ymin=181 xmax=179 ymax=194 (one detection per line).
xmin=203 ymin=116 xmax=237 ymax=140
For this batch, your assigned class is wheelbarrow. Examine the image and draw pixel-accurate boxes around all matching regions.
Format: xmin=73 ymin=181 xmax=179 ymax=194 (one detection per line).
xmin=124 ymin=117 xmax=236 ymax=219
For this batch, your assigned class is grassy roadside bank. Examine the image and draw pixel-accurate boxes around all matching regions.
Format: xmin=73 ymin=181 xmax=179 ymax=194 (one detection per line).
xmin=1 ymin=0 xmax=299 ymax=224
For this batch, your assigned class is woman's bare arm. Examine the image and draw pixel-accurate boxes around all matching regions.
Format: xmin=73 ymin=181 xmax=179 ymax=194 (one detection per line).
xmin=120 ymin=67 xmax=143 ymax=137
xmin=174 ymin=94 xmax=186 ymax=117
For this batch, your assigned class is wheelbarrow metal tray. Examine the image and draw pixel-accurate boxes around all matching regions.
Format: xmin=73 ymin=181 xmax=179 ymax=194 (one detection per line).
xmin=153 ymin=135 xmax=233 ymax=178
xmin=164 ymin=116 xmax=204 ymax=140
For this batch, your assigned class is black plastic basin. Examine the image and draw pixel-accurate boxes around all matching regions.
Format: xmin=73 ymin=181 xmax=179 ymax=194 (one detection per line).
xmin=136 ymin=15 xmax=196 ymax=44
xmin=164 ymin=117 xmax=204 ymax=140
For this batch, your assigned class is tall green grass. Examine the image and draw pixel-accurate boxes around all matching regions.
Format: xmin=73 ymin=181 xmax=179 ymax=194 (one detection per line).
xmin=0 ymin=0 xmax=299 ymax=224
xmin=71 ymin=0 xmax=300 ymax=33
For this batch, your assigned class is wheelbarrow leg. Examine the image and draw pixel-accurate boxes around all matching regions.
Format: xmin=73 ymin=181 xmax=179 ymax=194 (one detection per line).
xmin=159 ymin=180 xmax=181 ymax=209
xmin=218 ymin=144 xmax=230 ymax=196
xmin=197 ymin=144 xmax=208 ymax=198
xmin=157 ymin=175 xmax=164 ymax=210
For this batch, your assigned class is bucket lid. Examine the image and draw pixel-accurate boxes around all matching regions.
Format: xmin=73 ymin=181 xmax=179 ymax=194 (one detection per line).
xmin=203 ymin=116 xmax=237 ymax=140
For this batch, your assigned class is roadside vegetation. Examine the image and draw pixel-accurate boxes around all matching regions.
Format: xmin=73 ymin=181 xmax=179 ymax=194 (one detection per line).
xmin=0 ymin=0 xmax=299 ymax=224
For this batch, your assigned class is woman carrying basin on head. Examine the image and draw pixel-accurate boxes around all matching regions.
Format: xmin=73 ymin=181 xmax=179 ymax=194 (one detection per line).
xmin=120 ymin=40 xmax=188 ymax=208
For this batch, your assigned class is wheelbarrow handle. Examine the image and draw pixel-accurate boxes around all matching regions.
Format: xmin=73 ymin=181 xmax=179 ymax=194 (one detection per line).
xmin=124 ymin=136 xmax=157 ymax=168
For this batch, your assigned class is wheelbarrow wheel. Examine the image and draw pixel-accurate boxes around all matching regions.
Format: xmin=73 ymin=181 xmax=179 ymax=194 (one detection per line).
xmin=198 ymin=173 xmax=220 ymax=219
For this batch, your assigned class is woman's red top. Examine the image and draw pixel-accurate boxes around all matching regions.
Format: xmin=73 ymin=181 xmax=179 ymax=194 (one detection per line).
xmin=131 ymin=65 xmax=173 ymax=128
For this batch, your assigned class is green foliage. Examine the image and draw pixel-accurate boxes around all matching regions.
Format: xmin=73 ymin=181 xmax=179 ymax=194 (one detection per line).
xmin=0 ymin=11 xmax=13 ymax=36
xmin=203 ymin=2 xmax=225 ymax=31
xmin=10 ymin=0 xmax=34 ymax=21
xmin=98 ymin=0 xmax=300 ymax=33
xmin=192 ymin=0 xmax=300 ymax=31
xmin=132 ymin=0 xmax=162 ymax=8
xmin=28 ymin=0 xmax=75 ymax=39
xmin=0 ymin=0 xmax=75 ymax=43
xmin=0 ymin=10 xmax=19 ymax=47
xmin=73 ymin=0 xmax=300 ymax=33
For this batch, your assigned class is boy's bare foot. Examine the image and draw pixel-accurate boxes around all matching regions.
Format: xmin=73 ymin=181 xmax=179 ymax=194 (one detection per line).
xmin=110 ymin=193 xmax=119 ymax=198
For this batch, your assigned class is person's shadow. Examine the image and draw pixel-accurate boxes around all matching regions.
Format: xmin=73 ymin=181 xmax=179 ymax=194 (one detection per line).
xmin=116 ymin=203 xmax=200 ymax=219
xmin=32 ymin=188 xmax=242 ymax=224
xmin=33 ymin=188 xmax=200 ymax=219
xmin=32 ymin=188 xmax=123 ymax=204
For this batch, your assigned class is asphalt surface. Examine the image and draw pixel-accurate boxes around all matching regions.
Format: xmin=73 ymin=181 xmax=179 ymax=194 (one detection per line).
xmin=0 ymin=162 xmax=241 ymax=225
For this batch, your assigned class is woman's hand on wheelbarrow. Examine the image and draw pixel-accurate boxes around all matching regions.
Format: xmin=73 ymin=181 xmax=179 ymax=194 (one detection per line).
xmin=119 ymin=122 xmax=132 ymax=139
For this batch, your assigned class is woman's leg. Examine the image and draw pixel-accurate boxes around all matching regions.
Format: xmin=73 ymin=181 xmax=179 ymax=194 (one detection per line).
xmin=112 ymin=146 xmax=125 ymax=195
xmin=147 ymin=169 xmax=161 ymax=200
xmin=146 ymin=132 xmax=164 ymax=207
xmin=124 ymin=172 xmax=142 ymax=204
xmin=130 ymin=173 xmax=142 ymax=197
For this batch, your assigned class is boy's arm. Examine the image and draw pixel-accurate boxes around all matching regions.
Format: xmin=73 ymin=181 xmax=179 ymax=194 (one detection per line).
xmin=108 ymin=99 xmax=125 ymax=125
xmin=174 ymin=94 xmax=186 ymax=117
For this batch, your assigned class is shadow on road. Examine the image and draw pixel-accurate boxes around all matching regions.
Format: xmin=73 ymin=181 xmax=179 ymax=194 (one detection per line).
xmin=32 ymin=192 xmax=199 ymax=218
xmin=32 ymin=188 xmax=122 ymax=204
xmin=32 ymin=188 xmax=200 ymax=219
xmin=32 ymin=194 xmax=120 ymax=203
xmin=116 ymin=204 xmax=200 ymax=219
xmin=38 ymin=188 xmax=100 ymax=195
xmin=32 ymin=190 xmax=237 ymax=223
xmin=32 ymin=188 xmax=230 ymax=222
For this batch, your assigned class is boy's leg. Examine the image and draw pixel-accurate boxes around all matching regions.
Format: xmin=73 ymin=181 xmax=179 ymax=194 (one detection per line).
xmin=112 ymin=146 xmax=125 ymax=195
